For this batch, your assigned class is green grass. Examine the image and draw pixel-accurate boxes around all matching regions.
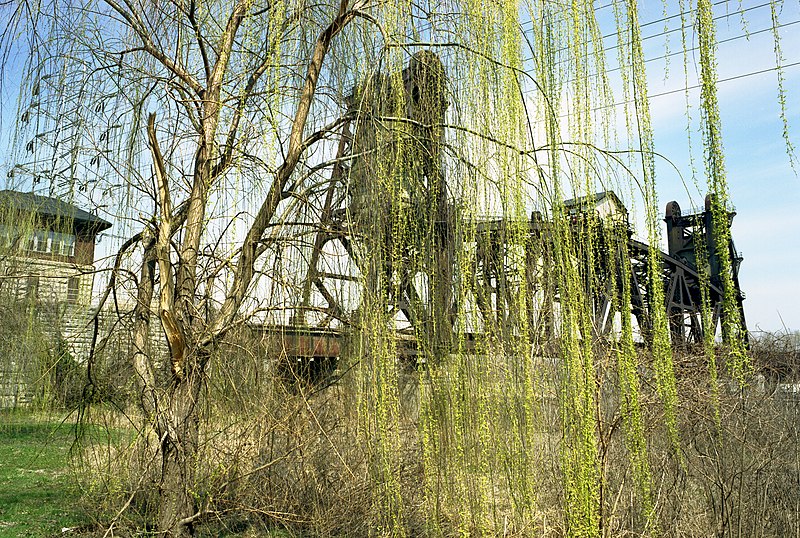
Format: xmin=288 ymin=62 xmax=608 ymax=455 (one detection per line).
xmin=0 ymin=412 xmax=89 ymax=537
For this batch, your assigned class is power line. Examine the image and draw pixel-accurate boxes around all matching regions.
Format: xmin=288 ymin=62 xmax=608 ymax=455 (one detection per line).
xmin=524 ymin=0 xmax=788 ymax=69
xmin=512 ymin=11 xmax=800 ymax=103
xmin=545 ymin=58 xmax=800 ymax=119
xmin=605 ymin=18 xmax=800 ymax=77
xmin=517 ymin=0 xmax=764 ymax=45
xmin=648 ymin=58 xmax=800 ymax=101
xmin=607 ymin=0 xmax=774 ymax=43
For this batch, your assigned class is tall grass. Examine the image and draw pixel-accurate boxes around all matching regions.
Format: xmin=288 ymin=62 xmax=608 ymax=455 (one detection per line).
xmin=71 ymin=331 xmax=800 ymax=537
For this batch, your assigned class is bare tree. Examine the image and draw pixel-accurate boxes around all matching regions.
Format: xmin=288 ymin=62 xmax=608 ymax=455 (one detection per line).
xmin=1 ymin=0 xmax=381 ymax=532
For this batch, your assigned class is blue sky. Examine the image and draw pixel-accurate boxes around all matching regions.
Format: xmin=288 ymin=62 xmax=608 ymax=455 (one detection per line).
xmin=0 ymin=0 xmax=798 ymax=334
xmin=639 ymin=0 xmax=800 ymax=333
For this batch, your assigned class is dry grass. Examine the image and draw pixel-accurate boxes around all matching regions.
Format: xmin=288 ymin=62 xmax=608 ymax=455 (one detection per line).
xmin=72 ymin=332 xmax=800 ymax=537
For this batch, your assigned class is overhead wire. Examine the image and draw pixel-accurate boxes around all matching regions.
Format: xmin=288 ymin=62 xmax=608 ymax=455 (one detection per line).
xmin=648 ymin=58 xmax=800 ymax=101
xmin=517 ymin=0 xmax=793 ymax=70
xmin=510 ymin=1 xmax=800 ymax=115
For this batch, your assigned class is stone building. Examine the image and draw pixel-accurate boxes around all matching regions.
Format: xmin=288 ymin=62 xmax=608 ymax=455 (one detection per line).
xmin=0 ymin=189 xmax=111 ymax=305
xmin=0 ymin=189 xmax=111 ymax=407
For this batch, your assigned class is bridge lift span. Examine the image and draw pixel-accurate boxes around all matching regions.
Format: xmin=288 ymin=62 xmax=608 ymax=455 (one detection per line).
xmin=267 ymin=52 xmax=747 ymax=361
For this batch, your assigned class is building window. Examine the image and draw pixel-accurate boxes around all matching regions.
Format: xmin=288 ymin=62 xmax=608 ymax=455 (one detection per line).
xmin=0 ymin=224 xmax=15 ymax=248
xmin=67 ymin=276 xmax=80 ymax=304
xmin=24 ymin=229 xmax=76 ymax=257
xmin=52 ymin=232 xmax=76 ymax=257
xmin=29 ymin=230 xmax=49 ymax=253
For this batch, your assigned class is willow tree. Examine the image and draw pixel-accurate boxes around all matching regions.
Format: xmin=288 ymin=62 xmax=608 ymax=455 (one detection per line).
xmin=1 ymin=0 xmax=764 ymax=535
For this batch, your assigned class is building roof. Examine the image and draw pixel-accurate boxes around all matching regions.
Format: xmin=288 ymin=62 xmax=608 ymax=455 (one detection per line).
xmin=562 ymin=190 xmax=624 ymax=209
xmin=0 ymin=190 xmax=112 ymax=232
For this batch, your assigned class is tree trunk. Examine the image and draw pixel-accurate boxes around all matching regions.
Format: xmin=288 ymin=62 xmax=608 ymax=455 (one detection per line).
xmin=157 ymin=368 xmax=203 ymax=536
xmin=131 ymin=234 xmax=204 ymax=535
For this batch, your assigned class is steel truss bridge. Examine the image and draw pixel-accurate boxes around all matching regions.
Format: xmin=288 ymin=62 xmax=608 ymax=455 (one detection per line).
xmin=265 ymin=52 xmax=747 ymax=362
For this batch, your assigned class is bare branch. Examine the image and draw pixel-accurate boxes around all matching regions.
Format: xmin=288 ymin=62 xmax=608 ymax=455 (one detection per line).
xmin=208 ymin=0 xmax=356 ymax=343
xmin=188 ymin=0 xmax=211 ymax=82
xmin=103 ymin=0 xmax=205 ymax=96
xmin=147 ymin=112 xmax=187 ymax=379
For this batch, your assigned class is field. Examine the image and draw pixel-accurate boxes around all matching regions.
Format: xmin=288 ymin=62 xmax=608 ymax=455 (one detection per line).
xmin=1 ymin=335 xmax=799 ymax=537
xmin=0 ymin=412 xmax=88 ymax=537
